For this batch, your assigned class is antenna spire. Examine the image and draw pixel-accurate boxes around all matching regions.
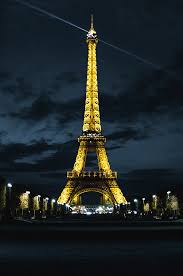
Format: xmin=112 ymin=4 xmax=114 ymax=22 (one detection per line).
xmin=91 ymin=14 xmax=94 ymax=30
xmin=87 ymin=15 xmax=97 ymax=39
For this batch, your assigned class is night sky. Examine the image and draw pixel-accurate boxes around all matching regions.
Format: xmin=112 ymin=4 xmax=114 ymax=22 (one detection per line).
xmin=0 ymin=0 xmax=183 ymax=199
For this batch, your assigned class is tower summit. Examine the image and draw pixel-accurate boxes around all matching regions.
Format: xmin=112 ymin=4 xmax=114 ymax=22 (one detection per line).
xmin=83 ymin=15 xmax=101 ymax=133
xmin=57 ymin=17 xmax=127 ymax=206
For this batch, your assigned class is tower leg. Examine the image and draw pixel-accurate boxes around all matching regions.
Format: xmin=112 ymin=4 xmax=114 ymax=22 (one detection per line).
xmin=72 ymin=142 xmax=88 ymax=175
xmin=96 ymin=143 xmax=111 ymax=173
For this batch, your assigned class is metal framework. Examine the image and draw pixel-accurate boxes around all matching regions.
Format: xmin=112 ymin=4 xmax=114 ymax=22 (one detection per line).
xmin=57 ymin=16 xmax=127 ymax=205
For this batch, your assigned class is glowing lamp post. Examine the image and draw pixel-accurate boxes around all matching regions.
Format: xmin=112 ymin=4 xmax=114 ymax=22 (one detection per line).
xmin=7 ymin=183 xmax=12 ymax=188
xmin=152 ymin=194 xmax=158 ymax=214
xmin=42 ymin=197 xmax=49 ymax=218
xmin=50 ymin=198 xmax=56 ymax=216
xmin=142 ymin=198 xmax=145 ymax=213
xmin=51 ymin=199 xmax=56 ymax=216
xmin=6 ymin=183 xmax=13 ymax=219
xmin=33 ymin=195 xmax=41 ymax=219
xmin=166 ymin=191 xmax=172 ymax=214
xmin=25 ymin=191 xmax=31 ymax=216
xmin=133 ymin=198 xmax=139 ymax=214
xmin=167 ymin=191 xmax=171 ymax=199
xmin=7 ymin=183 xmax=12 ymax=202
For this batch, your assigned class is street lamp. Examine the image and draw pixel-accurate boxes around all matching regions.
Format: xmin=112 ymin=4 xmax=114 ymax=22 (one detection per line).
xmin=6 ymin=183 xmax=13 ymax=219
xmin=51 ymin=199 xmax=56 ymax=216
xmin=32 ymin=195 xmax=41 ymax=219
xmin=7 ymin=183 xmax=12 ymax=200
xmin=133 ymin=199 xmax=139 ymax=214
xmin=142 ymin=198 xmax=146 ymax=214
xmin=25 ymin=191 xmax=30 ymax=215
xmin=167 ymin=191 xmax=171 ymax=201
xmin=42 ymin=197 xmax=49 ymax=218
xmin=166 ymin=191 xmax=172 ymax=215
xmin=152 ymin=194 xmax=158 ymax=211
xmin=7 ymin=183 xmax=12 ymax=188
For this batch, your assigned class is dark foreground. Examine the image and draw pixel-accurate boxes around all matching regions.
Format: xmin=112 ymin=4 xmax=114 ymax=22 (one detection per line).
xmin=1 ymin=218 xmax=183 ymax=276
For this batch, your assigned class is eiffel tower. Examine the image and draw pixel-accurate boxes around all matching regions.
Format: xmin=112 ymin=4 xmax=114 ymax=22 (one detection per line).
xmin=57 ymin=16 xmax=127 ymax=206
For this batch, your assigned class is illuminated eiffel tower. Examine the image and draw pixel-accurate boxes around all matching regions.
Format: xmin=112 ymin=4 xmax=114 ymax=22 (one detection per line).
xmin=58 ymin=16 xmax=127 ymax=205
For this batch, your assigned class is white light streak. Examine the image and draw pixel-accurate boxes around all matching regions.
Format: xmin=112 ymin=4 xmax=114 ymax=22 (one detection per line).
xmin=14 ymin=0 xmax=178 ymax=77
xmin=15 ymin=0 xmax=88 ymax=33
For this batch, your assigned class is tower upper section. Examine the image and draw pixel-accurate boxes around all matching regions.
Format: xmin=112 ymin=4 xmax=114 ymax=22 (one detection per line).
xmin=82 ymin=15 xmax=101 ymax=134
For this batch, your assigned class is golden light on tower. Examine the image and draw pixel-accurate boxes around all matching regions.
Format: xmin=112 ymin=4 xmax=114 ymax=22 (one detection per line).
xmin=58 ymin=16 xmax=127 ymax=205
xmin=83 ymin=14 xmax=101 ymax=134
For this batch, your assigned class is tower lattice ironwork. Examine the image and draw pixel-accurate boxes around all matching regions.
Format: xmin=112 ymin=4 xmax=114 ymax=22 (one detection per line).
xmin=57 ymin=16 xmax=127 ymax=205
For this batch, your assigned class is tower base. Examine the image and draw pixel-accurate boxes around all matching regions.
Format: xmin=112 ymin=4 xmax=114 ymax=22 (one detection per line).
xmin=57 ymin=171 xmax=127 ymax=205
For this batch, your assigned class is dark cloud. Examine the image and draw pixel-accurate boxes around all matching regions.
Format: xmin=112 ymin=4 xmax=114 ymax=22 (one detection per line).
xmin=0 ymin=139 xmax=59 ymax=163
xmin=51 ymin=71 xmax=81 ymax=91
xmin=169 ymin=49 xmax=183 ymax=74
xmin=0 ymin=137 xmax=103 ymax=174
xmin=0 ymin=139 xmax=78 ymax=172
xmin=0 ymin=131 xmax=7 ymax=138
xmin=5 ymin=88 xmax=81 ymax=123
xmin=120 ymin=168 xmax=183 ymax=197
xmin=18 ymin=94 xmax=56 ymax=121
xmin=0 ymin=75 xmax=35 ymax=100
xmin=101 ymin=66 xmax=183 ymax=124
xmin=55 ymin=71 xmax=81 ymax=84
xmin=2 ymin=50 xmax=183 ymax=129
xmin=0 ymin=131 xmax=7 ymax=144
xmin=0 ymin=71 xmax=81 ymax=103
xmin=106 ymin=145 xmax=122 ymax=151
xmin=5 ymin=65 xmax=183 ymax=129
xmin=2 ymin=77 xmax=35 ymax=101
xmin=107 ymin=127 xmax=150 ymax=143
xmin=40 ymin=172 xmax=65 ymax=179
xmin=124 ymin=168 xmax=176 ymax=179
xmin=0 ymin=71 xmax=12 ymax=82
